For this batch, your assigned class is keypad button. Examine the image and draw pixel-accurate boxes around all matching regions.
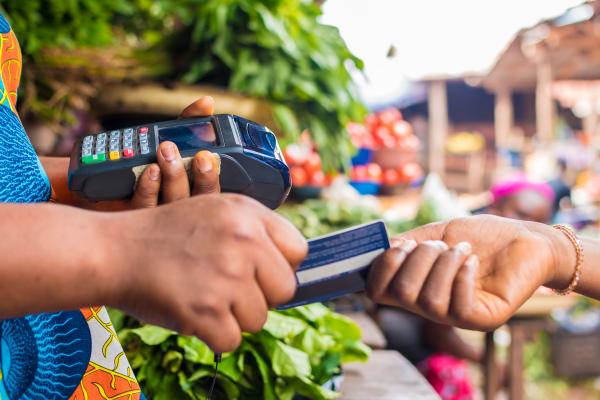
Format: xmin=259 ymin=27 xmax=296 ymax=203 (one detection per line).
xmin=83 ymin=135 xmax=94 ymax=145
xmin=141 ymin=144 xmax=150 ymax=155
xmin=139 ymin=127 xmax=149 ymax=134
xmin=82 ymin=153 xmax=106 ymax=164
xmin=109 ymin=150 xmax=120 ymax=160
xmin=95 ymin=133 xmax=107 ymax=154
xmin=123 ymin=148 xmax=135 ymax=158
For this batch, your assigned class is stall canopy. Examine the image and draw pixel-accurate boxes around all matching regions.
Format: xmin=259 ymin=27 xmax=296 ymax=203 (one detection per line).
xmin=483 ymin=2 xmax=600 ymax=91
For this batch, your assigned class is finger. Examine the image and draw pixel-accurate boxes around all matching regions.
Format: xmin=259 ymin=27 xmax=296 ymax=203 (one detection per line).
xmin=130 ymin=164 xmax=161 ymax=208
xmin=179 ymin=96 xmax=215 ymax=119
xmin=366 ymin=240 xmax=417 ymax=302
xmin=417 ymin=242 xmax=473 ymax=320
xmin=192 ymin=151 xmax=221 ymax=195
xmin=449 ymin=255 xmax=480 ymax=328
xmin=232 ymin=283 xmax=269 ymax=333
xmin=190 ymin=311 xmax=242 ymax=353
xmin=157 ymin=141 xmax=190 ymax=202
xmin=387 ymin=240 xmax=449 ymax=308
xmin=262 ymin=211 xmax=308 ymax=269
xmin=254 ymin=238 xmax=298 ymax=307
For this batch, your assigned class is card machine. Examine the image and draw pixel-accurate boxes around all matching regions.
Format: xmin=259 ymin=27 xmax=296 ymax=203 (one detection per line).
xmin=68 ymin=114 xmax=291 ymax=209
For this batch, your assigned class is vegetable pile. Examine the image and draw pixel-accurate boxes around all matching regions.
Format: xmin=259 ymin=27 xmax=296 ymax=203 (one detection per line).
xmin=167 ymin=0 xmax=366 ymax=171
xmin=278 ymin=198 xmax=416 ymax=239
xmin=111 ymin=304 xmax=370 ymax=400
xmin=348 ymin=108 xmax=423 ymax=188
xmin=285 ymin=133 xmax=331 ymax=188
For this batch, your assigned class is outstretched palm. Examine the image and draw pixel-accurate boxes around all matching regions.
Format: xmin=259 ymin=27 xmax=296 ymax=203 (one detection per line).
xmin=370 ymin=215 xmax=556 ymax=330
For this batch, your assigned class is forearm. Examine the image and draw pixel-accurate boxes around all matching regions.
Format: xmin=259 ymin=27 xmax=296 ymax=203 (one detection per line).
xmin=0 ymin=202 xmax=116 ymax=318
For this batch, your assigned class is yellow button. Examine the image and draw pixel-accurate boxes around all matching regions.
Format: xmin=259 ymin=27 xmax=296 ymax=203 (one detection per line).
xmin=109 ymin=151 xmax=120 ymax=160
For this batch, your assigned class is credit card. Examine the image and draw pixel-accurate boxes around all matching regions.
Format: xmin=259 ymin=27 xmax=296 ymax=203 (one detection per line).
xmin=279 ymin=220 xmax=390 ymax=309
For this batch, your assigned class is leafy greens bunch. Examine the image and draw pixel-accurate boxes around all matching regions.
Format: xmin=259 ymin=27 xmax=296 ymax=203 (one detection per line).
xmin=112 ymin=303 xmax=370 ymax=400
xmin=164 ymin=0 xmax=367 ymax=171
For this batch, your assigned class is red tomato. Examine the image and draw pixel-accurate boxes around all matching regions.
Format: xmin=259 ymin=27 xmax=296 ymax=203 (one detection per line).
xmin=304 ymin=152 xmax=322 ymax=175
xmin=391 ymin=120 xmax=413 ymax=139
xmin=365 ymin=114 xmax=379 ymax=129
xmin=309 ymin=170 xmax=327 ymax=187
xmin=291 ymin=167 xmax=308 ymax=187
xmin=382 ymin=168 xmax=401 ymax=186
xmin=399 ymin=163 xmax=423 ymax=183
xmin=378 ymin=108 xmax=403 ymax=126
xmin=366 ymin=163 xmax=382 ymax=183
xmin=283 ymin=144 xmax=308 ymax=166
xmin=374 ymin=126 xmax=397 ymax=149
xmin=351 ymin=165 xmax=369 ymax=182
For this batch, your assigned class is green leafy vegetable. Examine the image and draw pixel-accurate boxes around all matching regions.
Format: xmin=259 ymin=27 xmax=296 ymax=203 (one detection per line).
xmin=162 ymin=0 xmax=367 ymax=170
xmin=113 ymin=303 xmax=370 ymax=400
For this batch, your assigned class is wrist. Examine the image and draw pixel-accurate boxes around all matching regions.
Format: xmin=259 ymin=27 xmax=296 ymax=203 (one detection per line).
xmin=527 ymin=222 xmax=577 ymax=290
xmin=91 ymin=211 xmax=137 ymax=308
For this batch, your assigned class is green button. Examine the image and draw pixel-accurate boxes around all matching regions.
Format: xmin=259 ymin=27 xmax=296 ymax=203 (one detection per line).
xmin=82 ymin=153 xmax=106 ymax=164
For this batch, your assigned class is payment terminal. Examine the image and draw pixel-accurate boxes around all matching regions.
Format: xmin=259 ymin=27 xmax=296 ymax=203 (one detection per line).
xmin=68 ymin=114 xmax=291 ymax=209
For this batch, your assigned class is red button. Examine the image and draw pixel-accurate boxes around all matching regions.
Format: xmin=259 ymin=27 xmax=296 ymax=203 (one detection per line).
xmin=123 ymin=148 xmax=134 ymax=158
xmin=139 ymin=127 xmax=148 ymax=133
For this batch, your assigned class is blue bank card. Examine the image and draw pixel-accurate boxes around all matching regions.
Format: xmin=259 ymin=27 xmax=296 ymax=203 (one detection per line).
xmin=279 ymin=220 xmax=390 ymax=309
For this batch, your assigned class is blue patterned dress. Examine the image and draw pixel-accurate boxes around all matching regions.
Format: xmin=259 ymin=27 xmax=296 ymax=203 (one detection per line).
xmin=0 ymin=14 xmax=142 ymax=400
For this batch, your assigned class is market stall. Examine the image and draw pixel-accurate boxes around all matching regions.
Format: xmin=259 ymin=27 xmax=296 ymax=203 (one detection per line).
xmin=8 ymin=1 xmax=600 ymax=400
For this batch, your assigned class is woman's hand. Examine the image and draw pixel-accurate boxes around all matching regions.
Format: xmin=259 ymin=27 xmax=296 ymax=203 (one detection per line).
xmin=110 ymin=194 xmax=308 ymax=352
xmin=130 ymin=96 xmax=221 ymax=208
xmin=367 ymin=215 xmax=574 ymax=331
xmin=46 ymin=96 xmax=221 ymax=210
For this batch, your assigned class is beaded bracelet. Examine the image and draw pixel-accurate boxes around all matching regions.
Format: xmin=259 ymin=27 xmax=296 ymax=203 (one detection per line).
xmin=552 ymin=224 xmax=584 ymax=296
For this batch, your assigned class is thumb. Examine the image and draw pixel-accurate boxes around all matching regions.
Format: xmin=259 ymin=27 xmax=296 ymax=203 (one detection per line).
xmin=392 ymin=221 xmax=447 ymax=243
xmin=191 ymin=151 xmax=221 ymax=195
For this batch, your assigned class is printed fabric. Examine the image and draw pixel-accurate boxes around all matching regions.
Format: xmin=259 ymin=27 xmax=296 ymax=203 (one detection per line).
xmin=0 ymin=14 xmax=143 ymax=400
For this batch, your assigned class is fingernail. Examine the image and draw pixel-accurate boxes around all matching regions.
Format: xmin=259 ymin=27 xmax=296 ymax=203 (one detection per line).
xmin=399 ymin=239 xmax=417 ymax=253
xmin=148 ymin=165 xmax=160 ymax=181
xmin=455 ymin=241 xmax=472 ymax=255
xmin=212 ymin=153 xmax=221 ymax=175
xmin=425 ymin=240 xmax=449 ymax=251
xmin=465 ymin=254 xmax=479 ymax=269
xmin=391 ymin=238 xmax=403 ymax=248
xmin=161 ymin=143 xmax=177 ymax=162
xmin=197 ymin=152 xmax=213 ymax=173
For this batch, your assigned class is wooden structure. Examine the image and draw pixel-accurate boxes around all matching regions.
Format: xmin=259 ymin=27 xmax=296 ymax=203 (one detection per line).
xmin=340 ymin=350 xmax=440 ymax=400
xmin=482 ymin=293 xmax=578 ymax=400
xmin=482 ymin=2 xmax=600 ymax=148
xmin=444 ymin=151 xmax=486 ymax=193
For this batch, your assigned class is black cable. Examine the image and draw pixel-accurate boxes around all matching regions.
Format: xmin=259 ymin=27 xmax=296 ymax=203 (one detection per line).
xmin=207 ymin=352 xmax=222 ymax=400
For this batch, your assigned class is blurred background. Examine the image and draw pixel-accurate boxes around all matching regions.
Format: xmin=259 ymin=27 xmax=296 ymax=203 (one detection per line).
xmin=6 ymin=1 xmax=600 ymax=399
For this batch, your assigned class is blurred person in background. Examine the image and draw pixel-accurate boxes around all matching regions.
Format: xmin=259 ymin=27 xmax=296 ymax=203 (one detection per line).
xmin=488 ymin=175 xmax=555 ymax=224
